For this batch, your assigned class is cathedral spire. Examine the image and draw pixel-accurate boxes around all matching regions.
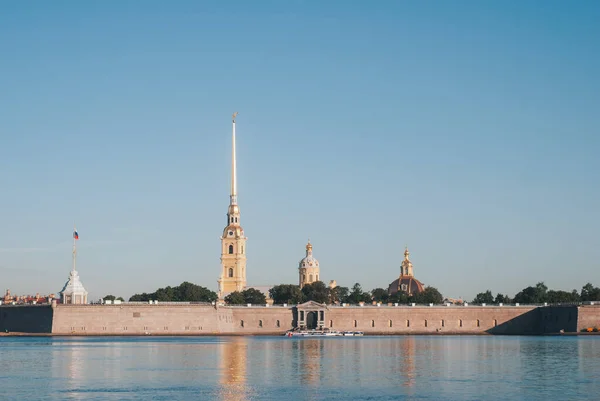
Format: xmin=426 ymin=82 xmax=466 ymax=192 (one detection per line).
xmin=230 ymin=112 xmax=238 ymax=205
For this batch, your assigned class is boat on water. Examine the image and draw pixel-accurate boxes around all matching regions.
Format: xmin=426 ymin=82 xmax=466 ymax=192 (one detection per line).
xmin=342 ymin=331 xmax=364 ymax=336
xmin=284 ymin=328 xmax=364 ymax=337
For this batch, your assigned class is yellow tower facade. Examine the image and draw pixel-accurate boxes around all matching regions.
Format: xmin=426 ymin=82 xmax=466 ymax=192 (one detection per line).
xmin=218 ymin=113 xmax=247 ymax=299
xmin=299 ymin=241 xmax=320 ymax=289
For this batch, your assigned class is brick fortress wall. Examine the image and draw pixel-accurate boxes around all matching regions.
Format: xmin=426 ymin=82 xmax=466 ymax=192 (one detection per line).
xmin=2 ymin=303 xmax=599 ymax=335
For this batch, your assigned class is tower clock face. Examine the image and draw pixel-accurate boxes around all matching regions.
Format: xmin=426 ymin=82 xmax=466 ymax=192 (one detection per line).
xmin=229 ymin=231 xmax=234 ymax=236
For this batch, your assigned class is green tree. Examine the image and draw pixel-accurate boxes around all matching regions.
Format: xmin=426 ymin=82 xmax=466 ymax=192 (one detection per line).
xmin=345 ymin=283 xmax=372 ymax=304
xmin=103 ymin=295 xmax=116 ymax=301
xmin=301 ymin=281 xmax=329 ymax=304
xmin=581 ymin=283 xmax=600 ymax=301
xmin=129 ymin=292 xmax=151 ymax=302
xmin=241 ymin=288 xmax=267 ymax=305
xmin=175 ymin=282 xmax=218 ymax=302
xmin=371 ymin=288 xmax=389 ymax=303
xmin=547 ymin=289 xmax=580 ymax=304
xmin=411 ymin=287 xmax=443 ymax=305
xmin=514 ymin=282 xmax=548 ymax=304
xmin=154 ymin=286 xmax=176 ymax=301
xmin=328 ymin=286 xmax=349 ymax=304
xmin=494 ymin=293 xmax=511 ymax=304
xmin=128 ymin=282 xmax=217 ymax=303
xmin=388 ymin=291 xmax=409 ymax=304
xmin=269 ymin=284 xmax=304 ymax=305
xmin=224 ymin=291 xmax=246 ymax=305
xmin=472 ymin=290 xmax=494 ymax=305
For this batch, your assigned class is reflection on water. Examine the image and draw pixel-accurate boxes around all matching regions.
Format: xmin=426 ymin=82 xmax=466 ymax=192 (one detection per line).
xmin=218 ymin=338 xmax=248 ymax=401
xmin=1 ymin=336 xmax=599 ymax=400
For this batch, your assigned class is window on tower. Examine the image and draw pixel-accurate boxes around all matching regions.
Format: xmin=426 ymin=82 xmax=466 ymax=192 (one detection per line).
xmin=309 ymin=274 xmax=313 ymax=282
xmin=228 ymin=268 xmax=234 ymax=278
xmin=228 ymin=245 xmax=234 ymax=254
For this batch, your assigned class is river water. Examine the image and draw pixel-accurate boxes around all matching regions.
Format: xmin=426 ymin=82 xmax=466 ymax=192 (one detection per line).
xmin=0 ymin=336 xmax=598 ymax=400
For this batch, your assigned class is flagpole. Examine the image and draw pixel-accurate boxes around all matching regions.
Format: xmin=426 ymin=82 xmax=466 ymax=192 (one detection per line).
xmin=72 ymin=225 xmax=77 ymax=272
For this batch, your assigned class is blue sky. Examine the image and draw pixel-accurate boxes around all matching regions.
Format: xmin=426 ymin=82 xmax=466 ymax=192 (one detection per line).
xmin=1 ymin=1 xmax=599 ymax=301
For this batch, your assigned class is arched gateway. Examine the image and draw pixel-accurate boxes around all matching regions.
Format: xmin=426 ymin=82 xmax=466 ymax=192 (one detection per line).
xmin=294 ymin=301 xmax=327 ymax=330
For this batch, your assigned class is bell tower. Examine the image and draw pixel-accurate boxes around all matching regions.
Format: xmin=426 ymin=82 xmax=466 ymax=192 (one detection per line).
xmin=218 ymin=113 xmax=247 ymax=299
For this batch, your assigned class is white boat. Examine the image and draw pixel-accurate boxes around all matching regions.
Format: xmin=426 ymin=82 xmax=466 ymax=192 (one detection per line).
xmin=285 ymin=328 xmax=343 ymax=337
xmin=342 ymin=331 xmax=364 ymax=336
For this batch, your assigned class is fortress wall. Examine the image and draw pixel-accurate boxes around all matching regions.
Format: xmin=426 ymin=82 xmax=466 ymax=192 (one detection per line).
xmin=0 ymin=305 xmax=54 ymax=333
xmin=230 ymin=306 xmax=294 ymax=334
xmin=577 ymin=305 xmax=600 ymax=331
xmin=322 ymin=306 xmax=540 ymax=334
xmin=51 ymin=304 xmax=230 ymax=335
xmin=8 ymin=303 xmax=600 ymax=336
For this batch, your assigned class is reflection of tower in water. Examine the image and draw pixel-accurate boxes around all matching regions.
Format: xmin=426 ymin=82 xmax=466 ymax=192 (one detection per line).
xmin=401 ymin=337 xmax=416 ymax=388
xmin=298 ymin=339 xmax=322 ymax=386
xmin=218 ymin=338 xmax=248 ymax=401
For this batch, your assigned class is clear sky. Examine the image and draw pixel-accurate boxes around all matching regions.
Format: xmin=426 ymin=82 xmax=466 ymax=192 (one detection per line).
xmin=1 ymin=1 xmax=599 ymax=302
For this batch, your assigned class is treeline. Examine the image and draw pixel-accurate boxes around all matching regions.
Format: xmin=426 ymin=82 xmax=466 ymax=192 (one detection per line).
xmin=128 ymin=282 xmax=218 ymax=303
xmin=247 ymin=282 xmax=445 ymax=306
xmin=472 ymin=282 xmax=600 ymax=305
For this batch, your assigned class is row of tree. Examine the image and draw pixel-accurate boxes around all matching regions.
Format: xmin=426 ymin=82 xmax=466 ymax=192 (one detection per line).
xmin=261 ymin=282 xmax=444 ymax=306
xmin=118 ymin=280 xmax=600 ymax=306
xmin=471 ymin=282 xmax=600 ymax=305
xmin=224 ymin=288 xmax=267 ymax=305
xmin=128 ymin=282 xmax=218 ymax=303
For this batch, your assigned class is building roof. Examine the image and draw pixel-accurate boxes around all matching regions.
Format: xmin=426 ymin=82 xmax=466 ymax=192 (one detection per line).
xmin=388 ymin=276 xmax=425 ymax=296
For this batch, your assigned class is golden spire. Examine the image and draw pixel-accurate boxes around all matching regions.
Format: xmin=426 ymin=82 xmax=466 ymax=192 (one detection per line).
xmin=230 ymin=112 xmax=238 ymax=205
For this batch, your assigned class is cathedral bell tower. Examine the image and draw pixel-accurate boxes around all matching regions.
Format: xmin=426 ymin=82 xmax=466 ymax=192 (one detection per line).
xmin=218 ymin=113 xmax=247 ymax=299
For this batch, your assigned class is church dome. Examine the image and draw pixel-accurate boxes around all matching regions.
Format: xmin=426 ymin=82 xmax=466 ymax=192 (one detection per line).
xmin=299 ymin=241 xmax=319 ymax=268
xmin=388 ymin=277 xmax=425 ymax=296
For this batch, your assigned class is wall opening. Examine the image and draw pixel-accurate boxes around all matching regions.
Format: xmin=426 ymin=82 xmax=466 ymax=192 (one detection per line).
xmin=276 ymin=320 xmax=280 ymax=328
xmin=494 ymin=319 xmax=497 ymax=327
xmin=406 ymin=320 xmax=410 ymax=327
xmin=424 ymin=320 xmax=428 ymax=327
xmin=329 ymin=320 xmax=333 ymax=328
xmin=353 ymin=320 xmax=357 ymax=328
xmin=441 ymin=319 xmax=445 ymax=327
xmin=389 ymin=320 xmax=392 ymax=328
xmin=228 ymin=268 xmax=234 ymax=278
xmin=259 ymin=320 xmax=263 ymax=328
xmin=371 ymin=320 xmax=375 ymax=327
xmin=459 ymin=319 xmax=463 ymax=327
xmin=477 ymin=319 xmax=480 ymax=327
xmin=228 ymin=244 xmax=234 ymax=254
xmin=240 ymin=320 xmax=244 ymax=327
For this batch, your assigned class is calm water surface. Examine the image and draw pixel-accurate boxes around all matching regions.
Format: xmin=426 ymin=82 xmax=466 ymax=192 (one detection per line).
xmin=0 ymin=336 xmax=598 ymax=400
